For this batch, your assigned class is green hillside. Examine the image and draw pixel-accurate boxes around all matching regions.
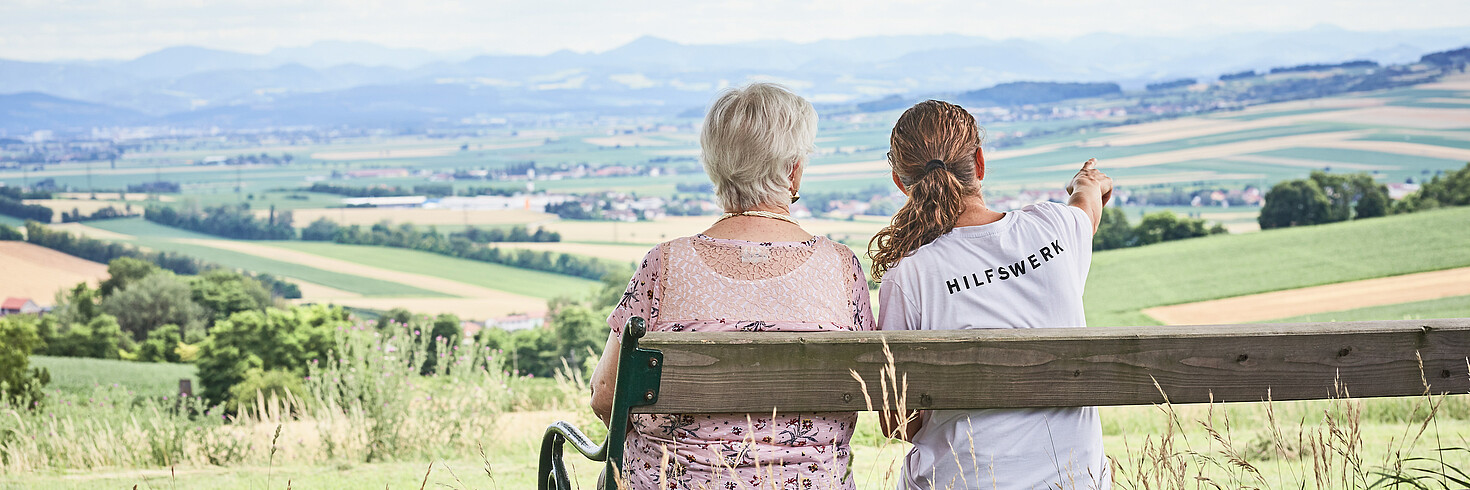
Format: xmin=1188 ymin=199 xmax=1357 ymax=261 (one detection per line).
xmin=265 ymin=241 xmax=602 ymax=299
xmin=1085 ymin=206 xmax=1470 ymax=326
xmin=82 ymin=218 xmax=447 ymax=297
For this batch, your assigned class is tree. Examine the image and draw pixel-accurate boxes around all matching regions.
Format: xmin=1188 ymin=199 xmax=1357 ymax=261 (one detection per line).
xmin=1092 ymin=207 xmax=1135 ymax=251
xmin=0 ymin=225 xmax=21 ymax=241
xmin=301 ymin=217 xmax=341 ymax=241
xmin=0 ymin=315 xmax=49 ymax=408
xmin=137 ymin=324 xmax=183 ymax=363
xmin=1134 ymin=211 xmax=1211 ymax=246
xmin=1258 ymin=179 xmax=1332 ymax=229
xmin=98 ymin=257 xmax=159 ymax=296
xmin=190 ymin=269 xmax=271 ymax=324
xmin=38 ymin=314 xmax=129 ymax=359
xmin=99 ymin=272 xmax=208 ymax=340
xmin=1394 ymin=162 xmax=1470 ymax=214
xmin=1309 ymin=171 xmax=1389 ymax=222
xmin=195 ymin=305 xmax=348 ymax=406
xmin=550 ymin=303 xmax=606 ymax=374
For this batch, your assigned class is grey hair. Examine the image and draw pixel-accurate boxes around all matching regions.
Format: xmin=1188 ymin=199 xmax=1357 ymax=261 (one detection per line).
xmin=700 ymin=82 xmax=817 ymax=212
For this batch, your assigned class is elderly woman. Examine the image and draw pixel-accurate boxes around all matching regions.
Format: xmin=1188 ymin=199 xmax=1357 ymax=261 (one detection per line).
xmin=590 ymin=82 xmax=874 ymax=489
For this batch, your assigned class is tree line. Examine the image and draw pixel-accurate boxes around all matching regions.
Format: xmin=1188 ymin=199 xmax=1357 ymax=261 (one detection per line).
xmin=60 ymin=205 xmax=138 ymax=223
xmin=1094 ymin=209 xmax=1228 ymax=251
xmin=0 ymin=186 xmax=54 ymax=223
xmin=145 ymin=203 xmax=296 ymax=240
xmin=306 ymin=183 xmax=519 ymax=198
xmin=21 ymin=221 xmax=301 ymax=299
xmin=1258 ymin=163 xmax=1470 ymax=229
xmin=301 ymin=218 xmax=627 ymax=281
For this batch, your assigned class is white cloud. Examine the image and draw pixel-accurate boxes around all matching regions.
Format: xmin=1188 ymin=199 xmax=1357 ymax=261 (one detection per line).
xmin=0 ymin=0 xmax=1466 ymax=60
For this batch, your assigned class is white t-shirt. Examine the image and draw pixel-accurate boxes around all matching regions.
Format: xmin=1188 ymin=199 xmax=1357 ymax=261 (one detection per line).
xmin=877 ymin=201 xmax=1109 ymax=490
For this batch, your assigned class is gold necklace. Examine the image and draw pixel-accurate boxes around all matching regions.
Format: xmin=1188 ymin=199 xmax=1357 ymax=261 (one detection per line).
xmin=718 ymin=210 xmax=800 ymax=226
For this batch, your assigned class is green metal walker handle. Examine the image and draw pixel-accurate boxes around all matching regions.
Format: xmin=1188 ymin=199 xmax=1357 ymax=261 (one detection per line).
xmin=538 ymin=317 xmax=663 ymax=490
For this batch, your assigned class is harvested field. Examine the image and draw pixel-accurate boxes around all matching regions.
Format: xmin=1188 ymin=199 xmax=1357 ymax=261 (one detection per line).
xmin=540 ymin=216 xmax=889 ymax=244
xmin=1224 ymin=154 xmax=1395 ymax=171
xmin=583 ymin=134 xmax=673 ymax=147
xmin=1317 ymin=139 xmax=1470 ymax=161
xmin=290 ymin=280 xmax=362 ymax=300
xmin=307 ymin=296 xmax=544 ymax=320
xmin=1304 ymin=106 xmax=1470 ymax=129
xmin=806 ymin=160 xmax=887 ymax=175
xmin=499 ymin=242 xmax=653 ymax=263
xmin=0 ymin=163 xmax=273 ymax=180
xmin=45 ymin=222 xmax=135 ymax=240
xmin=1141 ymin=267 xmax=1470 ymax=325
xmin=173 ymin=239 xmax=538 ymax=303
xmin=278 ymin=208 xmax=555 ymax=227
xmin=1111 ymin=171 xmax=1266 ymax=187
xmin=0 ymin=242 xmax=108 ymax=306
xmin=1033 ymin=130 xmax=1368 ymax=172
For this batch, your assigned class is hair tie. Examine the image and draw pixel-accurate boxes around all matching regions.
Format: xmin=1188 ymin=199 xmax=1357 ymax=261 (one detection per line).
xmin=925 ymin=159 xmax=946 ymax=172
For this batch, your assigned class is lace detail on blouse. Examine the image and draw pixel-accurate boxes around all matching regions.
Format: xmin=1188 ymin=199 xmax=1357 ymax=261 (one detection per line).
xmin=606 ymin=234 xmax=876 ymax=490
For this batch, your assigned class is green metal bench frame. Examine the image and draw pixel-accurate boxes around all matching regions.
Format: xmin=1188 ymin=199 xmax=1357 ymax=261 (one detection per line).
xmin=539 ymin=317 xmax=660 ymax=490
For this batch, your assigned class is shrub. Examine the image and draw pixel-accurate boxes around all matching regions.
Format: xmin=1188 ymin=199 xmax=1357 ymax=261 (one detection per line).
xmin=137 ymin=324 xmax=183 ymax=363
xmin=99 ymin=271 xmax=208 ymax=340
xmin=1259 ymin=179 xmax=1332 ymax=229
xmin=226 ymin=368 xmax=305 ymax=413
xmin=98 ymin=257 xmax=160 ymax=296
xmin=1395 ymin=162 xmax=1470 ymax=213
xmin=0 ymin=315 xmax=49 ymax=408
xmin=189 ymin=269 xmax=271 ymax=324
xmin=195 ymin=305 xmax=348 ymax=406
xmin=0 ymin=224 xmax=21 ymax=241
xmin=40 ymin=314 xmax=130 ymax=359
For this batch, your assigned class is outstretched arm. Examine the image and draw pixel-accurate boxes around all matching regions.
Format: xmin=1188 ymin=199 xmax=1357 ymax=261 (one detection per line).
xmin=1065 ymin=158 xmax=1113 ymax=234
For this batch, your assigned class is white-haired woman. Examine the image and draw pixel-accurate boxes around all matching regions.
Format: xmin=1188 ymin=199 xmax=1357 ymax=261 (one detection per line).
xmin=591 ymin=83 xmax=874 ymax=489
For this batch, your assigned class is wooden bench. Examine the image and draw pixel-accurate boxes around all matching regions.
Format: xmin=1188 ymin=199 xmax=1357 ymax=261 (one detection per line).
xmin=539 ymin=317 xmax=1470 ymax=489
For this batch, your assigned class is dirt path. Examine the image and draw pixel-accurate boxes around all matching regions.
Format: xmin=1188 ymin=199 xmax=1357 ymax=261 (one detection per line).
xmin=172 ymin=238 xmax=543 ymax=310
xmin=1142 ymin=267 xmax=1470 ymax=325
xmin=0 ymin=242 xmax=109 ymax=306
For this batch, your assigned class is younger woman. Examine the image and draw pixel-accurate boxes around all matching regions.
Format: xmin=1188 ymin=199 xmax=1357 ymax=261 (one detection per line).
xmin=870 ymin=100 xmax=1112 ymax=490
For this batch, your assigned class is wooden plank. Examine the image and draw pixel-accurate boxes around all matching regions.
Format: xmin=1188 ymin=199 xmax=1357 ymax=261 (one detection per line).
xmin=632 ymin=318 xmax=1470 ymax=414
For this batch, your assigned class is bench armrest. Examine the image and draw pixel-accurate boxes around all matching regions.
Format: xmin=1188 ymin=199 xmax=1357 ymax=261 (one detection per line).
xmin=538 ymin=317 xmax=663 ymax=490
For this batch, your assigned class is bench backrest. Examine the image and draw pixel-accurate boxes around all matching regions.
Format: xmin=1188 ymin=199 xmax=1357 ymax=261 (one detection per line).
xmin=635 ymin=318 xmax=1470 ymax=413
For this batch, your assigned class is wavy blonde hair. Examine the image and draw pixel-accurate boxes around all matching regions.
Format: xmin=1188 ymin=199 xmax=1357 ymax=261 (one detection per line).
xmin=868 ymin=100 xmax=984 ymax=281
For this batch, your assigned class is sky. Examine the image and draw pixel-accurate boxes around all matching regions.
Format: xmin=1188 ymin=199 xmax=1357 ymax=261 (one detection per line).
xmin=1 ymin=0 xmax=1467 ymax=61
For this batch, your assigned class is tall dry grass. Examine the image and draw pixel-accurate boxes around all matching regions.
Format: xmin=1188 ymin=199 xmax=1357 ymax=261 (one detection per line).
xmin=0 ymin=322 xmax=581 ymax=475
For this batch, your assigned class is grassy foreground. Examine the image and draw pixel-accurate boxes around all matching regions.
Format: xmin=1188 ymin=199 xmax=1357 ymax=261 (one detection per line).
xmin=9 ymin=343 xmax=1470 ymax=489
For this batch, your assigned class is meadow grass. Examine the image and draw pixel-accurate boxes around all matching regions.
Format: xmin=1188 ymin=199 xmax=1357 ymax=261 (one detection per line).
xmin=1085 ymin=206 xmax=1470 ymax=326
xmin=263 ymin=241 xmax=601 ymax=300
xmin=1255 ymin=147 xmax=1465 ymax=169
xmin=29 ymin=356 xmax=198 ymax=398
xmin=82 ymin=218 xmax=447 ymax=297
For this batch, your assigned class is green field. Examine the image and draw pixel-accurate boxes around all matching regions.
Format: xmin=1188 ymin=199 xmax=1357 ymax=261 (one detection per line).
xmin=30 ymin=356 xmax=198 ymax=398
xmin=265 ymin=241 xmax=602 ymax=299
xmin=82 ymin=218 xmax=448 ymax=297
xmin=1271 ymin=294 xmax=1470 ymax=323
xmin=1085 ymin=206 xmax=1470 ymax=326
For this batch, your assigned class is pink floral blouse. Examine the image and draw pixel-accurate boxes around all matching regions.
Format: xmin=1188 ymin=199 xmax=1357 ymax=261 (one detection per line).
xmin=608 ymin=234 xmax=875 ymax=490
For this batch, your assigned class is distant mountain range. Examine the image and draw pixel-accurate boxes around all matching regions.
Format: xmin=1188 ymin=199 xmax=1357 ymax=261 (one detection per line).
xmin=1 ymin=25 xmax=1467 ymax=132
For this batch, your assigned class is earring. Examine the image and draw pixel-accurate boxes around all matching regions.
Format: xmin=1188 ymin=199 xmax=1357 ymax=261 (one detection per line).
xmin=790 ymin=191 xmax=801 ymax=204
